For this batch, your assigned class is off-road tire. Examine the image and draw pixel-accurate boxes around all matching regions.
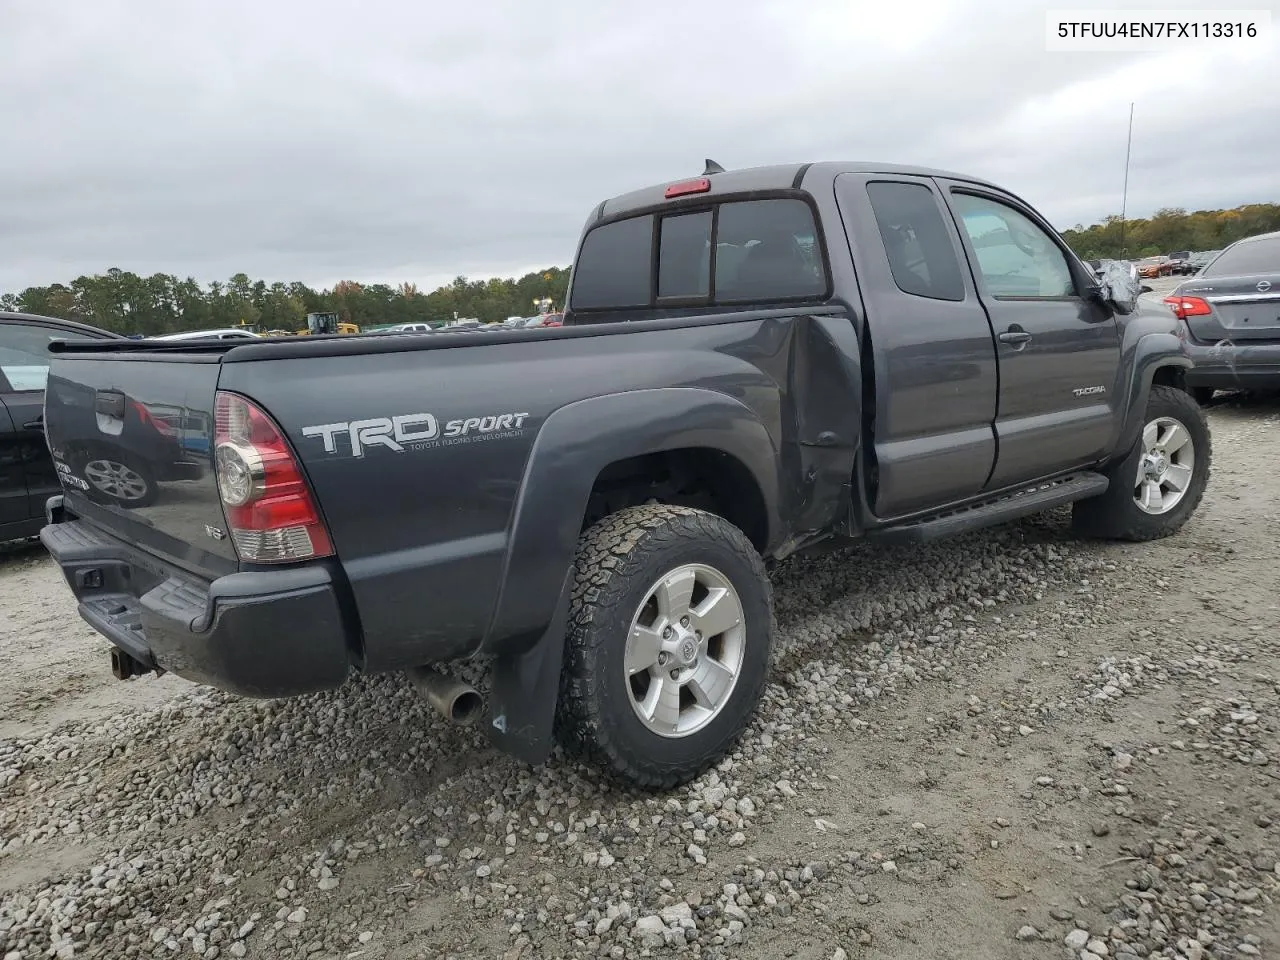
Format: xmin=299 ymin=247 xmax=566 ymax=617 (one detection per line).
xmin=1072 ymin=385 xmax=1210 ymax=542
xmin=555 ymin=504 xmax=774 ymax=790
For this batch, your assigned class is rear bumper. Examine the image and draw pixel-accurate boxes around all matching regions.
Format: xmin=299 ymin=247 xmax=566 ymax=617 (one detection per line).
xmin=40 ymin=506 xmax=352 ymax=698
xmin=1184 ymin=339 xmax=1280 ymax=391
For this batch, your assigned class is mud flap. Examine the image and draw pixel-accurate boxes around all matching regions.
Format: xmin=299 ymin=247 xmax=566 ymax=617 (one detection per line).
xmin=484 ymin=571 xmax=572 ymax=765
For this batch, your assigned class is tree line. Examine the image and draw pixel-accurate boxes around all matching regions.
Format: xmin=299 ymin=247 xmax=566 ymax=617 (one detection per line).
xmin=3 ymin=201 xmax=1276 ymax=336
xmin=1059 ymin=202 xmax=1280 ymax=260
xmin=0 ymin=268 xmax=571 ymax=337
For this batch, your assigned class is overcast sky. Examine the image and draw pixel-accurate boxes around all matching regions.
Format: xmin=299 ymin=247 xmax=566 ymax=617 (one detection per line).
xmin=1 ymin=0 xmax=1275 ymax=294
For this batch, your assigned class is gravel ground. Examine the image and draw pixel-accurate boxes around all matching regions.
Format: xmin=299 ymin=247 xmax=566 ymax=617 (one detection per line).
xmin=2 ymin=389 xmax=1278 ymax=960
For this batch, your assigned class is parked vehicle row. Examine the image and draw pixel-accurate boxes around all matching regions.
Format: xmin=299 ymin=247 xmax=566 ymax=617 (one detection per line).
xmin=367 ymin=315 xmax=565 ymax=336
xmin=1088 ymin=250 xmax=1218 ymax=282
xmin=36 ymin=159 xmax=1217 ymax=790
xmin=151 ymin=328 xmax=261 ymax=341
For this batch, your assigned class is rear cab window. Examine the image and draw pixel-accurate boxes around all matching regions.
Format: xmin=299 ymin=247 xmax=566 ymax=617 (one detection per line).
xmin=568 ymin=196 xmax=828 ymax=317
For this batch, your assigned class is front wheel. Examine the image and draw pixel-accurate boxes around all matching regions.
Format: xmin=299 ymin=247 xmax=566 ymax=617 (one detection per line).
xmin=1072 ymin=385 xmax=1211 ymax=541
xmin=556 ymin=504 xmax=774 ymax=789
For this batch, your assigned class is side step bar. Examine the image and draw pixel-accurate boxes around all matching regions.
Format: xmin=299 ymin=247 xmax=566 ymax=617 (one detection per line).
xmin=868 ymin=472 xmax=1109 ymax=546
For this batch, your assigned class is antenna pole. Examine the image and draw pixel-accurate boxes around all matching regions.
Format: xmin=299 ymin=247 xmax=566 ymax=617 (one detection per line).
xmin=1120 ymin=102 xmax=1134 ymax=258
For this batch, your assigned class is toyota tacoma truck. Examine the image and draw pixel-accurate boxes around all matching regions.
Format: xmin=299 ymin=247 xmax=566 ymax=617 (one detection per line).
xmin=39 ymin=160 xmax=1211 ymax=789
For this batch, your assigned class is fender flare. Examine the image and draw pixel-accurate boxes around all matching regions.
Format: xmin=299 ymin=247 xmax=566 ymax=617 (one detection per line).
xmin=1114 ymin=332 xmax=1192 ymax=455
xmin=482 ymin=387 xmax=780 ymax=764
xmin=487 ymin=387 xmax=780 ymax=650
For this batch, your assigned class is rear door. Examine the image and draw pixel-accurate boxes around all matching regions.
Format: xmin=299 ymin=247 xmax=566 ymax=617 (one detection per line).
xmin=938 ymin=183 xmax=1122 ymax=489
xmin=834 ymin=173 xmax=999 ymax=517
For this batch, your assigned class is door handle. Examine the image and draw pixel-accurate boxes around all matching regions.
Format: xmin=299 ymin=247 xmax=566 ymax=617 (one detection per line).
xmin=23 ymin=418 xmax=44 ymax=431
xmin=998 ymin=330 xmax=1033 ymax=345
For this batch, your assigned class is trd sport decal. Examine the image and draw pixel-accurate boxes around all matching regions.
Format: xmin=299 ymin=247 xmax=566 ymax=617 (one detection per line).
xmin=301 ymin=411 xmax=530 ymax=457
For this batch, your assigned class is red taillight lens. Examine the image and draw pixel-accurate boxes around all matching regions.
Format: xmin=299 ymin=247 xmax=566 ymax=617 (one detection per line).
xmin=213 ymin=391 xmax=333 ymax=563
xmin=1163 ymin=295 xmax=1212 ymax=320
xmin=664 ymin=178 xmax=711 ymax=198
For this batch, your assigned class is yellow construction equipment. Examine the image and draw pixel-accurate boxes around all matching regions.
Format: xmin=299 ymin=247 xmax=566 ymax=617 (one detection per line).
xmin=296 ymin=311 xmax=360 ymax=336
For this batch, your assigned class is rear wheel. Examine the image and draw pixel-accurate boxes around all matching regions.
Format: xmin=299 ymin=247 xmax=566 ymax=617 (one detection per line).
xmin=556 ymin=504 xmax=773 ymax=789
xmin=1072 ymin=385 xmax=1210 ymax=541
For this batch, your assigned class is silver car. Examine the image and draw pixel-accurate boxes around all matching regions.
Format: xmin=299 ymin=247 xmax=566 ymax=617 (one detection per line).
xmin=1166 ymin=231 xmax=1280 ymax=402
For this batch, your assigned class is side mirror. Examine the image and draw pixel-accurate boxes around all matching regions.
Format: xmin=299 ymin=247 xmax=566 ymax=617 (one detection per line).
xmin=1096 ymin=259 xmax=1143 ymax=315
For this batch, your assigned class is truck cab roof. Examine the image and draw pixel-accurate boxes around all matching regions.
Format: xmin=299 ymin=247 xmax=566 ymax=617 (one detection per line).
xmin=592 ymin=160 xmax=1005 ymax=223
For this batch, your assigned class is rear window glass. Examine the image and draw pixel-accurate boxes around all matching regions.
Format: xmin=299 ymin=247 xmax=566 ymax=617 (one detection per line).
xmin=569 ymin=214 xmax=654 ymax=309
xmin=658 ymin=211 xmax=712 ymax=299
xmin=1201 ymin=236 xmax=1280 ymax=278
xmin=714 ymin=199 xmax=825 ymax=301
xmin=569 ymin=197 xmax=826 ymax=311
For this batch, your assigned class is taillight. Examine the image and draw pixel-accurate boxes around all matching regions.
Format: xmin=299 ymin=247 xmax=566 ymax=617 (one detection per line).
xmin=1163 ymin=295 xmax=1213 ymax=320
xmin=213 ymin=391 xmax=333 ymax=563
xmin=664 ymin=178 xmax=711 ymax=198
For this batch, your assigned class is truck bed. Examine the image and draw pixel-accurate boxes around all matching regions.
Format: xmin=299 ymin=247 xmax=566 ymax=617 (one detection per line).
xmin=43 ymin=307 xmax=859 ymax=686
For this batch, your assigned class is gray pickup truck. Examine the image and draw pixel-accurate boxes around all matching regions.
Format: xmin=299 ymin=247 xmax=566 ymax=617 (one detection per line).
xmin=40 ymin=160 xmax=1211 ymax=788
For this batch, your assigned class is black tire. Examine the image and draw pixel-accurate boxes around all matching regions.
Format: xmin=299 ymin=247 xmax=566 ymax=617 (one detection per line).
xmin=555 ymin=504 xmax=774 ymax=790
xmin=1072 ymin=385 xmax=1210 ymax=542
xmin=77 ymin=451 xmax=159 ymax=509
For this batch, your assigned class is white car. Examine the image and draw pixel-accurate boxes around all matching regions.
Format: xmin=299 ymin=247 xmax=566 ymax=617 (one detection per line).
xmin=150 ymin=328 xmax=260 ymax=341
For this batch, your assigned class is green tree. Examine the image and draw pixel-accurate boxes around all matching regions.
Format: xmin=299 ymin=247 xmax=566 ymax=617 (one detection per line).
xmin=9 ymin=258 xmax=576 ymax=333
xmin=1062 ymin=202 xmax=1280 ymax=260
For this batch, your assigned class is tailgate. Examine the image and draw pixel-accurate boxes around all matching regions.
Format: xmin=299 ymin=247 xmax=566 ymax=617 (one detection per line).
xmin=43 ymin=353 xmax=237 ymax=578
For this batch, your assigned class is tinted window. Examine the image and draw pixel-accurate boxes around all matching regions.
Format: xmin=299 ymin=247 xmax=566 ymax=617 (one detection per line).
xmin=951 ymin=193 xmax=1075 ymax=298
xmin=714 ymin=199 xmax=825 ymax=301
xmin=0 ymin=323 xmax=97 ymax=392
xmin=866 ymin=182 xmax=965 ymax=301
xmin=570 ymin=214 xmax=654 ymax=309
xmin=1201 ymin=236 xmax=1280 ymax=278
xmin=569 ymin=197 xmax=826 ymax=313
xmin=658 ymin=211 xmax=712 ymax=299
